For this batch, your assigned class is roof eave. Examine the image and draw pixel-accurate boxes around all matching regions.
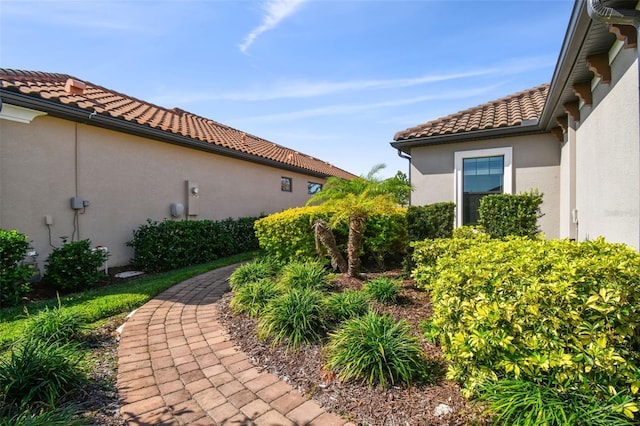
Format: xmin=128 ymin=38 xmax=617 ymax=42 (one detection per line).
xmin=390 ymin=124 xmax=545 ymax=152
xmin=1 ymin=90 xmax=335 ymax=180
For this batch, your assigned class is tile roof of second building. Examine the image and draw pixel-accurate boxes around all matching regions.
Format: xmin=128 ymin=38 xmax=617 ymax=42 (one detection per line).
xmin=394 ymin=84 xmax=549 ymax=141
xmin=0 ymin=69 xmax=355 ymax=180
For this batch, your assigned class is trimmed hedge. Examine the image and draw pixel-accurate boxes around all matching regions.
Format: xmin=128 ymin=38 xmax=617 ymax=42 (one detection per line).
xmin=127 ymin=217 xmax=259 ymax=272
xmin=254 ymin=206 xmax=407 ymax=269
xmin=44 ymin=239 xmax=108 ymax=292
xmin=0 ymin=229 xmax=31 ymax=307
xmin=406 ymin=202 xmax=455 ymax=241
xmin=413 ymin=236 xmax=640 ymax=399
xmin=478 ymin=190 xmax=543 ymax=238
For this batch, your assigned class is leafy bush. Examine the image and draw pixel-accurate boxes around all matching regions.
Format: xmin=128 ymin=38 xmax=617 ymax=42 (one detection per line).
xmin=23 ymin=298 xmax=87 ymax=342
xmin=229 ymin=258 xmax=280 ymax=291
xmin=363 ymin=277 xmax=401 ymax=304
xmin=406 ymin=202 xmax=456 ymax=241
xmin=279 ymin=260 xmax=330 ymax=291
xmin=325 ymin=312 xmax=428 ymax=388
xmin=413 ymin=237 xmax=640 ymax=399
xmin=230 ymin=279 xmax=281 ymax=317
xmin=258 ymin=288 xmax=327 ymax=350
xmin=0 ymin=229 xmax=32 ymax=307
xmin=254 ymin=206 xmax=408 ymax=269
xmin=127 ymin=217 xmax=259 ymax=272
xmin=326 ymin=290 xmax=370 ymax=323
xmin=479 ymin=379 xmax=638 ymax=426
xmin=452 ymin=225 xmax=486 ymax=239
xmin=478 ymin=190 xmax=543 ymax=238
xmin=44 ymin=239 xmax=108 ymax=292
xmin=0 ymin=405 xmax=84 ymax=426
xmin=0 ymin=337 xmax=86 ymax=407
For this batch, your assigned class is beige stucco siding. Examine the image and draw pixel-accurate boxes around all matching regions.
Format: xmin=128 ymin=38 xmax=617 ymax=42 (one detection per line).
xmin=574 ymin=46 xmax=639 ymax=249
xmin=409 ymin=133 xmax=561 ymax=238
xmin=0 ymin=115 xmax=326 ymax=267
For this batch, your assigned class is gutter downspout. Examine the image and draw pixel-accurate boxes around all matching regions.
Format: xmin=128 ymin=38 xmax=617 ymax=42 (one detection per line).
xmin=587 ymin=0 xmax=640 ymax=249
xmin=396 ymin=148 xmax=412 ymax=206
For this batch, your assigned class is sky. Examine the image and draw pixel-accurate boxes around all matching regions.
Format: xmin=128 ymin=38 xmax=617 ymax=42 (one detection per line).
xmin=1 ymin=0 xmax=575 ymax=178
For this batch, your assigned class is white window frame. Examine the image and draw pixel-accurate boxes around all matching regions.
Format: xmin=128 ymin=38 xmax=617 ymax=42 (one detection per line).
xmin=454 ymin=147 xmax=513 ymax=227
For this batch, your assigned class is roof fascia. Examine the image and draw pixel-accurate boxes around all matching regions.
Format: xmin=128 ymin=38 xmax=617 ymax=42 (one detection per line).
xmin=1 ymin=90 xmax=331 ymax=179
xmin=540 ymin=1 xmax=591 ymax=128
xmin=390 ymin=124 xmax=544 ymax=152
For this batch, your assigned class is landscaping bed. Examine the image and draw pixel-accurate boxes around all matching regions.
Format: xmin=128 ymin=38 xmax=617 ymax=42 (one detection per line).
xmin=217 ymin=270 xmax=484 ymax=425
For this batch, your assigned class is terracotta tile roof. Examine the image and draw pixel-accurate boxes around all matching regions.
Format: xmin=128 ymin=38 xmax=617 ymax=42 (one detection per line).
xmin=0 ymin=69 xmax=355 ymax=180
xmin=394 ymin=84 xmax=549 ymax=141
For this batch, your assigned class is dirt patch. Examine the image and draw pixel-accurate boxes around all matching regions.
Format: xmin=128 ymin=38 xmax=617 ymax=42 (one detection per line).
xmin=217 ymin=271 xmax=486 ymax=425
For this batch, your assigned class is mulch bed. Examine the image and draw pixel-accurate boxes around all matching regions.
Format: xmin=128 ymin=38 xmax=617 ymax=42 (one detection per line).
xmin=217 ymin=271 xmax=486 ymax=425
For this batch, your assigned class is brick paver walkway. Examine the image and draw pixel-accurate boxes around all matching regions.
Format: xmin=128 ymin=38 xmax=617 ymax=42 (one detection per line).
xmin=117 ymin=264 xmax=351 ymax=425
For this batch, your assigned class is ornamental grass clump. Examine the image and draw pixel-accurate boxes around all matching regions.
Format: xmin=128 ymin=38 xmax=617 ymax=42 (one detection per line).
xmin=362 ymin=277 xmax=401 ymax=304
xmin=326 ymin=290 xmax=370 ymax=323
xmin=325 ymin=311 xmax=428 ymax=388
xmin=229 ymin=258 xmax=280 ymax=291
xmin=230 ymin=278 xmax=281 ymax=317
xmin=278 ymin=260 xmax=330 ymax=291
xmin=23 ymin=296 xmax=87 ymax=342
xmin=258 ymin=288 xmax=327 ymax=350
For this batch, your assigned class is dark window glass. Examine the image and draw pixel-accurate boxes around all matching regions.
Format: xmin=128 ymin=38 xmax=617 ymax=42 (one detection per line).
xmin=308 ymin=182 xmax=322 ymax=194
xmin=281 ymin=177 xmax=292 ymax=192
xmin=463 ymin=156 xmax=504 ymax=224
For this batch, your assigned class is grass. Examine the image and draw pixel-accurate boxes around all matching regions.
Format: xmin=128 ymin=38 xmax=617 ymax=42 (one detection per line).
xmin=0 ymin=252 xmax=256 ymax=348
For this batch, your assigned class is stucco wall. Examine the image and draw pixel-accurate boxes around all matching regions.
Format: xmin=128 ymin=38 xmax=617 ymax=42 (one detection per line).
xmin=0 ymin=114 xmax=327 ymax=267
xmin=409 ymin=132 xmax=561 ymax=238
xmin=574 ymin=46 xmax=639 ymax=249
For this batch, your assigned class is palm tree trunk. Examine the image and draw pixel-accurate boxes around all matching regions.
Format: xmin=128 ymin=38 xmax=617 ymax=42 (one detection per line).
xmin=313 ymin=219 xmax=347 ymax=273
xmin=347 ymin=215 xmax=366 ymax=278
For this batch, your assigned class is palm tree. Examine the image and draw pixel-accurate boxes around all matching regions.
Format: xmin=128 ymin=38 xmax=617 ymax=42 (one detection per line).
xmin=307 ymin=164 xmax=411 ymax=278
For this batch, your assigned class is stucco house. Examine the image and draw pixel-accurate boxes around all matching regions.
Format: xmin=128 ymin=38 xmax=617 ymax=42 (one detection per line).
xmin=392 ymin=0 xmax=640 ymax=249
xmin=0 ymin=69 xmax=355 ymax=268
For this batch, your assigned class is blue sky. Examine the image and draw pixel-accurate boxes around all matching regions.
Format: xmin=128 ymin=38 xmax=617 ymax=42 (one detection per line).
xmin=1 ymin=0 xmax=574 ymax=178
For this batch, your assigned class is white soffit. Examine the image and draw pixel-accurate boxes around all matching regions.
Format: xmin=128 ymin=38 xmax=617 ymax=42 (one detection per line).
xmin=0 ymin=103 xmax=47 ymax=123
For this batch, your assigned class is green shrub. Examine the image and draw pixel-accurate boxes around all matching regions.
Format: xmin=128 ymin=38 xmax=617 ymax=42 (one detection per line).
xmin=363 ymin=277 xmax=401 ymax=304
xmin=279 ymin=260 xmax=329 ymax=291
xmin=413 ymin=237 xmax=640 ymax=399
xmin=23 ymin=298 xmax=87 ymax=342
xmin=127 ymin=217 xmax=259 ymax=272
xmin=44 ymin=239 xmax=108 ymax=292
xmin=230 ymin=279 xmax=281 ymax=317
xmin=326 ymin=290 xmax=370 ymax=323
xmin=254 ymin=206 xmax=408 ymax=269
xmin=0 ymin=229 xmax=32 ymax=308
xmin=229 ymin=258 xmax=280 ymax=291
xmin=478 ymin=190 xmax=543 ymax=238
xmin=479 ymin=379 xmax=638 ymax=426
xmin=0 ymin=405 xmax=84 ymax=426
xmin=258 ymin=288 xmax=327 ymax=350
xmin=451 ymin=225 xmax=486 ymax=239
xmin=406 ymin=202 xmax=455 ymax=241
xmin=325 ymin=312 xmax=428 ymax=388
xmin=0 ymin=337 xmax=86 ymax=407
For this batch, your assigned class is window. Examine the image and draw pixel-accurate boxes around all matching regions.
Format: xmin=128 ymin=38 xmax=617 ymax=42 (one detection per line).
xmin=307 ymin=182 xmax=322 ymax=194
xmin=454 ymin=147 xmax=512 ymax=226
xmin=281 ymin=177 xmax=292 ymax=192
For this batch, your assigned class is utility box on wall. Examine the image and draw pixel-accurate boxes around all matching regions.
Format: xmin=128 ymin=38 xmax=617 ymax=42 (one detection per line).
xmin=186 ymin=180 xmax=199 ymax=217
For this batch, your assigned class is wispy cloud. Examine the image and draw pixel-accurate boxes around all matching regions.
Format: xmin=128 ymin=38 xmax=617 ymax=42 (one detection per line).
xmin=232 ymin=84 xmax=502 ymax=123
xmin=239 ymin=0 xmax=309 ymax=54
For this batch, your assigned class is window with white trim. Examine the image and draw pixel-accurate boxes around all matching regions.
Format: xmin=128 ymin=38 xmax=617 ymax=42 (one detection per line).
xmin=454 ymin=147 xmax=512 ymax=226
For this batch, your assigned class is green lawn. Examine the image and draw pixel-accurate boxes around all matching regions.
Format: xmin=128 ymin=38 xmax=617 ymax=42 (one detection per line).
xmin=0 ymin=252 xmax=255 ymax=348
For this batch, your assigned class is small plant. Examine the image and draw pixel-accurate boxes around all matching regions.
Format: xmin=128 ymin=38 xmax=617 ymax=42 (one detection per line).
xmin=23 ymin=296 xmax=87 ymax=342
xmin=478 ymin=380 xmax=638 ymax=426
xmin=326 ymin=290 xmax=370 ymax=323
xmin=279 ymin=260 xmax=329 ymax=291
xmin=325 ymin=311 xmax=428 ymax=388
xmin=363 ymin=277 xmax=401 ymax=304
xmin=230 ymin=279 xmax=281 ymax=317
xmin=258 ymin=288 xmax=327 ymax=350
xmin=0 ymin=336 xmax=86 ymax=407
xmin=229 ymin=258 xmax=279 ymax=291
xmin=44 ymin=239 xmax=108 ymax=292
xmin=0 ymin=405 xmax=84 ymax=426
